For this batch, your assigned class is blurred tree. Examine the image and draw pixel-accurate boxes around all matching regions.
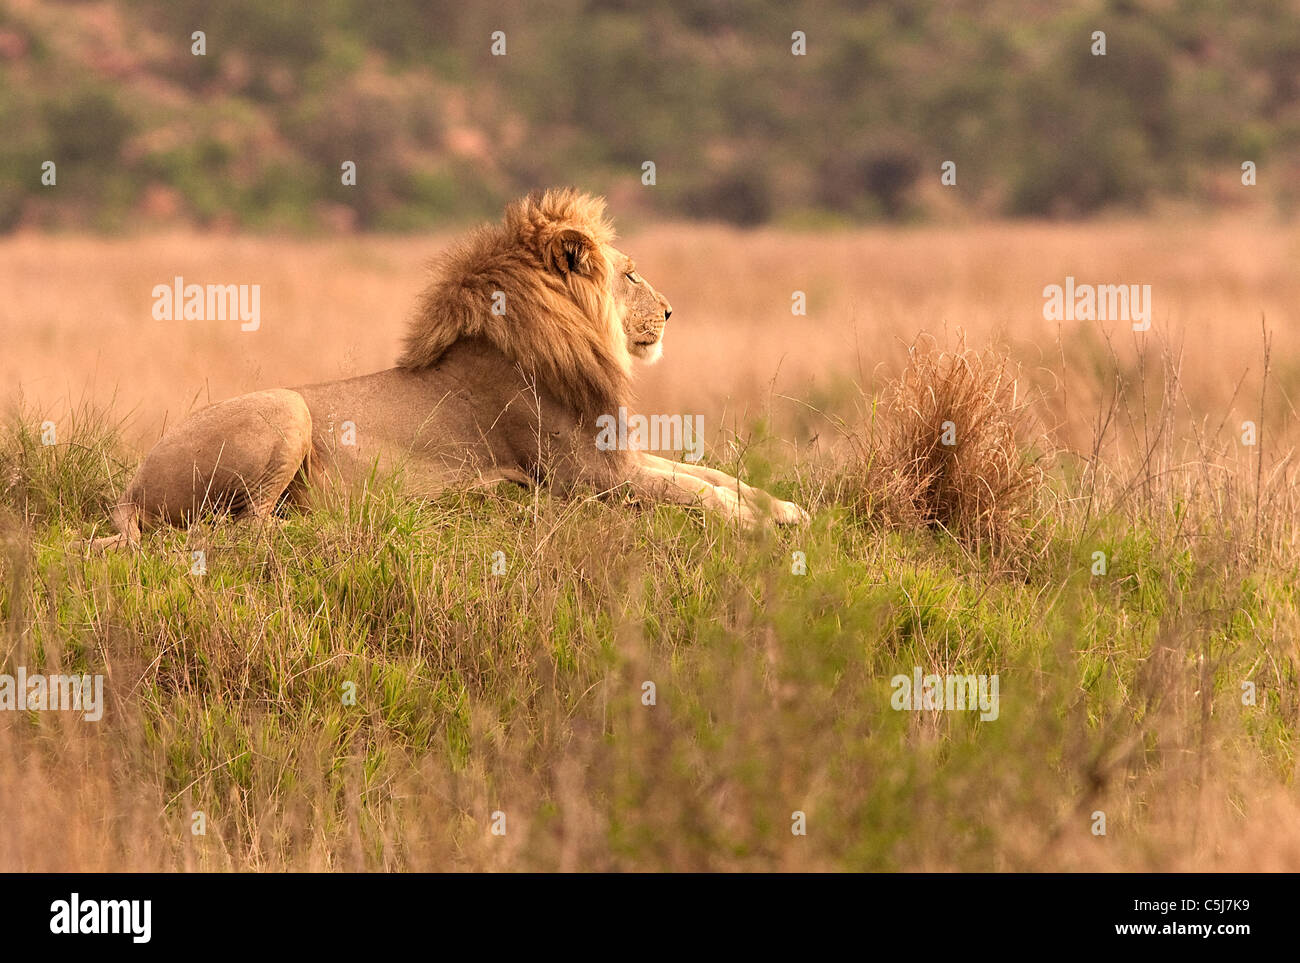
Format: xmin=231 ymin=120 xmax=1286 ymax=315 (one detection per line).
xmin=0 ymin=0 xmax=1295 ymax=230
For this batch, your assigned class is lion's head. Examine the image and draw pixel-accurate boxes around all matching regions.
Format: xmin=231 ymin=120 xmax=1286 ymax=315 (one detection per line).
xmin=610 ymin=245 xmax=672 ymax=365
xmin=397 ymin=189 xmax=672 ymax=417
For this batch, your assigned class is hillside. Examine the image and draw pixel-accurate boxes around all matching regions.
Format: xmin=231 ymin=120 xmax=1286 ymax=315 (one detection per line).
xmin=2 ymin=0 xmax=1298 ymax=232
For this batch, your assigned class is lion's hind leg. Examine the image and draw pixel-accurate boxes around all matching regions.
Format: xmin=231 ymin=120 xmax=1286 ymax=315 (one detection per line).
xmin=113 ymin=388 xmax=314 ymax=542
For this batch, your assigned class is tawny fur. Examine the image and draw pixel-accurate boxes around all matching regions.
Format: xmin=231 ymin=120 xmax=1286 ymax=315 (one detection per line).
xmin=93 ymin=189 xmax=807 ymax=549
xmin=398 ymin=188 xmax=632 ymax=418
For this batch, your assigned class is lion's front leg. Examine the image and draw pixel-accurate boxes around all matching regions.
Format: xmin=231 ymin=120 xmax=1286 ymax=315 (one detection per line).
xmin=638 ymin=453 xmax=809 ymax=526
xmin=624 ymin=456 xmax=760 ymax=526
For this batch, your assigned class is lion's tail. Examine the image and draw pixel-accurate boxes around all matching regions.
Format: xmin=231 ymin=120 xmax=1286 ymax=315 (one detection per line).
xmin=68 ymin=502 xmax=141 ymax=555
xmin=106 ymin=500 xmax=142 ymax=547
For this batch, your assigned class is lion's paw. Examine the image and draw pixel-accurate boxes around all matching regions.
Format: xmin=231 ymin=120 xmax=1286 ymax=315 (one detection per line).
xmin=771 ymin=499 xmax=811 ymax=526
xmin=712 ymin=485 xmax=760 ymax=527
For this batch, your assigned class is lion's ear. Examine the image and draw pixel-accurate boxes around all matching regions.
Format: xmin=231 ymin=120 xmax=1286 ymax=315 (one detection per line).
xmin=548 ymin=228 xmax=598 ymax=277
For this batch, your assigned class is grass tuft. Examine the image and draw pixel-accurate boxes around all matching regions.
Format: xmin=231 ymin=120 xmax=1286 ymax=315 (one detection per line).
xmin=838 ymin=333 xmax=1052 ymax=557
xmin=0 ymin=396 xmax=132 ymax=531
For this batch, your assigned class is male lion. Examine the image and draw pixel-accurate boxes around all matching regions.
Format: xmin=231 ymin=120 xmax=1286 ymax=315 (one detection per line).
xmin=102 ymin=189 xmax=807 ymax=546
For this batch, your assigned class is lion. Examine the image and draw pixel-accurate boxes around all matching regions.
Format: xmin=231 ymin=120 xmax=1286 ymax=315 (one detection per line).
xmin=99 ymin=188 xmax=807 ymax=547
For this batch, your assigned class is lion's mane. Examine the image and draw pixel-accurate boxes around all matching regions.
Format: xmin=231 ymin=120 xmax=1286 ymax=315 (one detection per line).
xmin=397 ymin=188 xmax=633 ymax=417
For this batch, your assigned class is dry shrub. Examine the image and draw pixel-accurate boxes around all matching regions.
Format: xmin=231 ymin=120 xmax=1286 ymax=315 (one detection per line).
xmin=843 ymin=333 xmax=1051 ymax=553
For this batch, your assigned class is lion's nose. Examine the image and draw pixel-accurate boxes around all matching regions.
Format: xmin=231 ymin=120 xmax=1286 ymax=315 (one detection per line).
xmin=663 ymin=305 xmax=672 ymax=320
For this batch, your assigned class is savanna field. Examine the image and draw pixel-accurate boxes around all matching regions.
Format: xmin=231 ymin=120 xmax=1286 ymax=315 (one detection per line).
xmin=2 ymin=217 xmax=1300 ymax=870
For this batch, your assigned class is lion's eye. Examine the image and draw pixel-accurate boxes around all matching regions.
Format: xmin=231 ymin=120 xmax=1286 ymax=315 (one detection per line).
xmin=625 ymin=272 xmax=640 ymax=284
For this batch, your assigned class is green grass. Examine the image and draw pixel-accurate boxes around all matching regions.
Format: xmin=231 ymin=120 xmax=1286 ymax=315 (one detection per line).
xmin=1 ymin=399 xmax=1298 ymax=871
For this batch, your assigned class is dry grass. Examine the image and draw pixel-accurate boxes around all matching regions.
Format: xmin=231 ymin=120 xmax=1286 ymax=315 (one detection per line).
xmin=838 ymin=333 xmax=1049 ymax=555
xmin=1 ymin=218 xmax=1299 ymax=872
xmin=3 ymin=216 xmax=1297 ymax=457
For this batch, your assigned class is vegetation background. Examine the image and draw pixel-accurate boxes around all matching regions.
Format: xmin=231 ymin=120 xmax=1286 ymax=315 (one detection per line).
xmin=1 ymin=0 xmax=1299 ymax=232
xmin=1 ymin=0 xmax=1299 ymax=870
